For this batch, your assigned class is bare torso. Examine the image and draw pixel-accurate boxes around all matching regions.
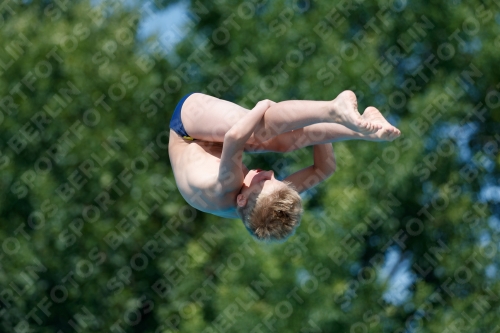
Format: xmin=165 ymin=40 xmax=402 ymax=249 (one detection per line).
xmin=168 ymin=129 xmax=248 ymax=219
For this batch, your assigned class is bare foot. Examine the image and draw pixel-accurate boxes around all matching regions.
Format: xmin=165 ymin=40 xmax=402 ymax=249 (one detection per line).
xmin=362 ymin=107 xmax=401 ymax=142
xmin=330 ymin=91 xmax=382 ymax=134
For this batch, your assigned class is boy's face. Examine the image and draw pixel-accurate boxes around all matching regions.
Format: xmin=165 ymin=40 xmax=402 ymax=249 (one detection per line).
xmin=237 ymin=169 xmax=283 ymax=207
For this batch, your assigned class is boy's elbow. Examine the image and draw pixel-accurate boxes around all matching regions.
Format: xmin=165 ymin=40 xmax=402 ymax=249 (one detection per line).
xmin=325 ymin=165 xmax=336 ymax=177
xmin=315 ymin=164 xmax=336 ymax=179
xmin=327 ymin=157 xmax=337 ymax=175
xmin=326 ymin=160 xmax=337 ymax=176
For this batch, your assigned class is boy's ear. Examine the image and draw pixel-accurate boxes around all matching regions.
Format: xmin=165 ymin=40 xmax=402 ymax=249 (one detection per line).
xmin=237 ymin=194 xmax=247 ymax=207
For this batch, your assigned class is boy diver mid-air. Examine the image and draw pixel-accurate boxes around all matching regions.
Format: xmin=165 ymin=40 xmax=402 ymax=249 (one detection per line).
xmin=168 ymin=91 xmax=401 ymax=241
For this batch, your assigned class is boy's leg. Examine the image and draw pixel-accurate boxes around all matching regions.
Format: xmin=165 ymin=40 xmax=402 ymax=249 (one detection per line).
xmin=244 ymin=124 xmax=360 ymax=152
xmin=252 ymin=90 xmax=382 ymax=141
xmin=247 ymin=107 xmax=400 ymax=153
xmin=180 ymin=93 xmax=247 ymax=142
xmin=180 ymin=91 xmax=381 ymax=143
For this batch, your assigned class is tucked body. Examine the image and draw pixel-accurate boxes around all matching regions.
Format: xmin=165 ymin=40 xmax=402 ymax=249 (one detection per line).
xmin=168 ymin=92 xmax=401 ymax=241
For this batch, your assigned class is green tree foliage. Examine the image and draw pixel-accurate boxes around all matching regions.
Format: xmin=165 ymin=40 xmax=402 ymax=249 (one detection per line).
xmin=0 ymin=0 xmax=499 ymax=332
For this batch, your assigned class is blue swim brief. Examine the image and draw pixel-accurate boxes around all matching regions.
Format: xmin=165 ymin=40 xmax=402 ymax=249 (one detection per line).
xmin=170 ymin=92 xmax=195 ymax=140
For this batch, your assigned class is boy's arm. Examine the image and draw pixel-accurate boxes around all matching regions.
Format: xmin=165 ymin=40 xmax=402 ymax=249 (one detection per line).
xmin=283 ymin=144 xmax=336 ymax=193
xmin=217 ymin=100 xmax=275 ymax=193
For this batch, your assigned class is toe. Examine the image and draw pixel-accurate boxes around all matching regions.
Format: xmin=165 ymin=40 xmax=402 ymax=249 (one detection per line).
xmin=357 ymin=119 xmax=369 ymax=129
xmin=367 ymin=122 xmax=380 ymax=133
xmin=357 ymin=121 xmax=370 ymax=133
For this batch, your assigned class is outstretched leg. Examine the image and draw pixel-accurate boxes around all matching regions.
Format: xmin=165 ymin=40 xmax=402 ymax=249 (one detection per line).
xmin=247 ymin=108 xmax=401 ymax=153
xmin=180 ymin=91 xmax=382 ymax=144
xmin=253 ymin=90 xmax=382 ymax=140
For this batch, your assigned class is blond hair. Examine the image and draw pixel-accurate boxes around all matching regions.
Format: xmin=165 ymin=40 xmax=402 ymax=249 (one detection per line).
xmin=237 ymin=181 xmax=303 ymax=242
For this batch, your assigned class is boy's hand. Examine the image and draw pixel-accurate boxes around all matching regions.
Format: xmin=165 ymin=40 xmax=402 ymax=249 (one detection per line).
xmin=255 ymin=99 xmax=276 ymax=109
xmin=249 ymin=99 xmax=275 ymax=142
xmin=217 ymin=98 xmax=277 ymax=194
xmin=227 ymin=99 xmax=275 ymax=142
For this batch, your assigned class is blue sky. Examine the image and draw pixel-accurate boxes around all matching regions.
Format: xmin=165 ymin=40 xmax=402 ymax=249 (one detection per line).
xmin=137 ymin=1 xmax=190 ymax=41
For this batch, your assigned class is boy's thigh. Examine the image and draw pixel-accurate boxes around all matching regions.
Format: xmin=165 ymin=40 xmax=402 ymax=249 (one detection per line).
xmin=181 ymin=93 xmax=249 ymax=142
